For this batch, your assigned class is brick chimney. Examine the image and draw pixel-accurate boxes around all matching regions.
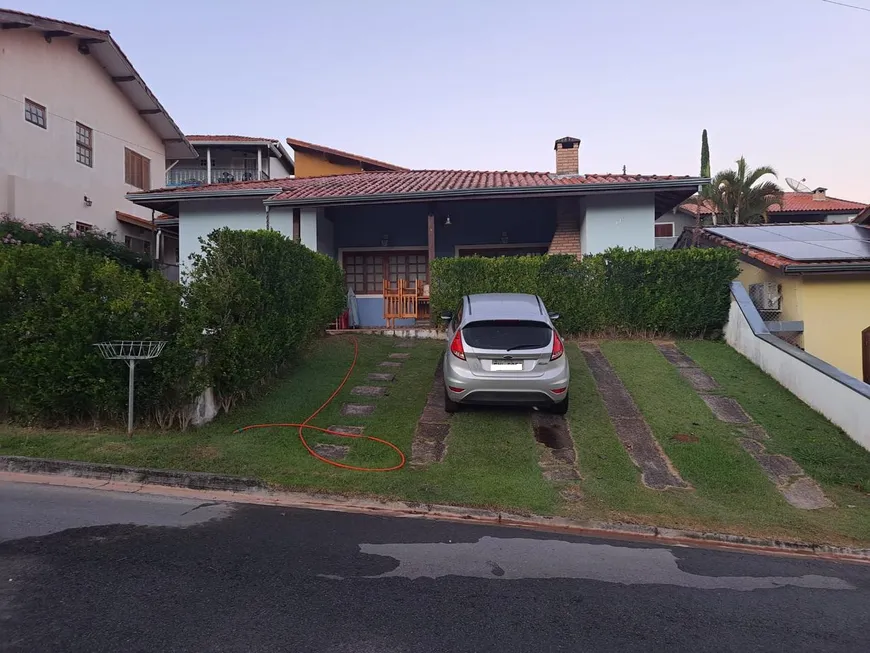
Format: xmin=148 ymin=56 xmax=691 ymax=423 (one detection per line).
xmin=554 ymin=137 xmax=581 ymax=176
xmin=813 ymin=187 xmax=828 ymax=201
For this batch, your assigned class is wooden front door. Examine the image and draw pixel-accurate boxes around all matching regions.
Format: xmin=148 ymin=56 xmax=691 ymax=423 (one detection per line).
xmin=863 ymin=327 xmax=870 ymax=384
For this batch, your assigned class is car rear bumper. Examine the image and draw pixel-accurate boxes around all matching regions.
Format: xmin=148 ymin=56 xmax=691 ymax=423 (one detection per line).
xmin=444 ymin=354 xmax=569 ymax=406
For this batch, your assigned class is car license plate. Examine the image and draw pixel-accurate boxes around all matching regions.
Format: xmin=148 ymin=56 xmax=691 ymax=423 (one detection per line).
xmin=491 ymin=360 xmax=523 ymax=371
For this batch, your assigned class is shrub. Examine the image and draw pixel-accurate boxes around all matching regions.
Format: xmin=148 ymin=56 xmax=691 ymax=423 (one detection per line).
xmin=0 ymin=228 xmax=345 ymax=427
xmin=179 ymin=228 xmax=345 ymax=413
xmin=430 ymin=248 xmax=739 ymax=337
xmin=1 ymin=213 xmax=152 ymax=272
xmin=0 ymin=243 xmax=191 ymax=424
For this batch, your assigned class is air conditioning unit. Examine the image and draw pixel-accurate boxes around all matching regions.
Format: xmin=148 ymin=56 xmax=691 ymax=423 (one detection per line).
xmin=749 ymin=282 xmax=782 ymax=311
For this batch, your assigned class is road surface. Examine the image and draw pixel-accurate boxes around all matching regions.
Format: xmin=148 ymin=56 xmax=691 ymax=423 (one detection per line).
xmin=2 ymin=480 xmax=869 ymax=652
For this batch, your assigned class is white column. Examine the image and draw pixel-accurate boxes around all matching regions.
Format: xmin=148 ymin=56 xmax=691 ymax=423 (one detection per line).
xmin=206 ymin=148 xmax=212 ymax=184
xmin=257 ymin=148 xmax=263 ymax=181
xmin=299 ymin=208 xmax=318 ymax=250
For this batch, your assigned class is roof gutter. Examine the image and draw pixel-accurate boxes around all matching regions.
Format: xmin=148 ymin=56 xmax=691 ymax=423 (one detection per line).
xmin=783 ymin=263 xmax=870 ymax=274
xmin=262 ymin=177 xmax=709 ymax=208
xmin=126 ymin=188 xmax=282 ymax=203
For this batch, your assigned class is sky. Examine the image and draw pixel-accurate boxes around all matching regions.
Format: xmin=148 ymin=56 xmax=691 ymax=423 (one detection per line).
xmin=12 ymin=0 xmax=870 ymax=200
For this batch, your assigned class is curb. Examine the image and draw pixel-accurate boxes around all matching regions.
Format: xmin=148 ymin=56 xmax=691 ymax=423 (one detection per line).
xmin=2 ymin=455 xmax=869 ymax=563
xmin=0 ymin=455 xmax=265 ymax=493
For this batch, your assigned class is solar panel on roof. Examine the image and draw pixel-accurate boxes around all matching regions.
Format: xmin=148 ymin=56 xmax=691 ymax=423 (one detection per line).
xmin=707 ymin=227 xmax=784 ymax=242
xmin=806 ymin=239 xmax=870 ymax=258
xmin=707 ymin=224 xmax=870 ymax=262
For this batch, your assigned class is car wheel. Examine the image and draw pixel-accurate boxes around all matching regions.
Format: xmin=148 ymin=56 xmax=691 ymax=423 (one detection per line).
xmin=444 ymin=388 xmax=462 ymax=413
xmin=548 ymin=392 xmax=569 ymax=415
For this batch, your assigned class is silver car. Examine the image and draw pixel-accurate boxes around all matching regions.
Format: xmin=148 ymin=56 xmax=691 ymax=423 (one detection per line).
xmin=441 ymin=293 xmax=570 ymax=414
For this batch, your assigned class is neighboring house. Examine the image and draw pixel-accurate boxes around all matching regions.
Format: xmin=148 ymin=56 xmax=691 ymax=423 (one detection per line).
xmin=0 ymin=8 xmax=196 ymax=276
xmin=165 ymin=135 xmax=295 ymax=187
xmin=285 ymin=137 xmax=405 ymax=178
xmin=676 ymin=224 xmax=870 ymax=383
xmin=129 ymin=136 xmax=705 ymax=326
xmin=669 ymin=189 xmax=868 ymax=246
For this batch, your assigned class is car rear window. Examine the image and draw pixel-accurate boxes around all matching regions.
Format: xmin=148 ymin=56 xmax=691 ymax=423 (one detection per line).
xmin=462 ymin=320 xmax=552 ymax=350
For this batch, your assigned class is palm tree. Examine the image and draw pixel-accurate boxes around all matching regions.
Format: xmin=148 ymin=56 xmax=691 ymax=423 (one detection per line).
xmin=707 ymin=157 xmax=784 ymax=224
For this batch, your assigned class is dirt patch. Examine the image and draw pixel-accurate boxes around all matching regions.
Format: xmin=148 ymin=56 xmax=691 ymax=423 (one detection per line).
xmin=737 ymin=424 xmax=770 ymax=441
xmin=559 ymin=485 xmax=584 ymax=503
xmin=532 ymin=413 xmax=580 ymax=483
xmin=191 ymin=445 xmax=221 ymax=461
xmin=672 ymin=433 xmax=700 ymax=444
xmin=679 ymin=367 xmax=719 ymax=393
xmin=700 ymin=395 xmax=752 ymax=423
xmin=532 ymin=415 xmax=573 ymax=453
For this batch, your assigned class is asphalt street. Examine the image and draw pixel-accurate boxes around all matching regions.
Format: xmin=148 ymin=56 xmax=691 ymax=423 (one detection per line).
xmin=2 ymin=480 xmax=869 ymax=652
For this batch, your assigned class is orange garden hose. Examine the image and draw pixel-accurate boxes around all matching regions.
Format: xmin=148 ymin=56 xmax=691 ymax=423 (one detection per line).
xmin=233 ymin=336 xmax=406 ymax=472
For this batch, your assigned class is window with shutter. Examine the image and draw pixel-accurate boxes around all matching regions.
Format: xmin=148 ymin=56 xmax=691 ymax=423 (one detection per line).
xmin=124 ymin=147 xmax=151 ymax=190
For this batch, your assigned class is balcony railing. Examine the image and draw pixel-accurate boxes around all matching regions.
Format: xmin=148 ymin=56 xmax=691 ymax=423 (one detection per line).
xmin=165 ymin=168 xmax=269 ymax=187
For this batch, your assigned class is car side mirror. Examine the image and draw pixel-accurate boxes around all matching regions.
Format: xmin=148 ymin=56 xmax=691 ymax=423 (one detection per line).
xmin=548 ymin=312 xmax=560 ymax=320
xmin=440 ymin=311 xmax=453 ymax=322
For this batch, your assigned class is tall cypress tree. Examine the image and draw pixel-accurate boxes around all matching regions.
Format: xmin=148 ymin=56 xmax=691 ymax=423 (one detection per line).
xmin=700 ymin=129 xmax=710 ymax=178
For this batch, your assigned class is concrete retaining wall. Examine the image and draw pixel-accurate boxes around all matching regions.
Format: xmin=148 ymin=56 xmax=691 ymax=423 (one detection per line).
xmin=725 ymin=281 xmax=870 ymax=451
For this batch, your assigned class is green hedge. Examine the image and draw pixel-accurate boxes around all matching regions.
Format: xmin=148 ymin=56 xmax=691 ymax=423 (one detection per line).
xmin=1 ymin=213 xmax=153 ymax=271
xmin=430 ymin=248 xmax=739 ymax=337
xmin=0 ymin=228 xmax=345 ymax=427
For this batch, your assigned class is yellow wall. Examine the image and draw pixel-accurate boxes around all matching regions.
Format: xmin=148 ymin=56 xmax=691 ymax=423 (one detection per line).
xmin=294 ymin=151 xmax=362 ymax=178
xmin=738 ymin=261 xmax=870 ymax=380
xmin=801 ymin=276 xmax=870 ymax=380
xmin=737 ymin=262 xmax=803 ymax=324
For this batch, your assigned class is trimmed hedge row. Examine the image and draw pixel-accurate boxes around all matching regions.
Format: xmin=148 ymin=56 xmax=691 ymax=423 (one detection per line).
xmin=430 ymin=248 xmax=739 ymax=337
xmin=0 ymin=228 xmax=345 ymax=427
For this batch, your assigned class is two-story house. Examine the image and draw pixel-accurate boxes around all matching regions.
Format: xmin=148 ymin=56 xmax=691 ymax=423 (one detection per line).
xmin=165 ymin=135 xmax=295 ymax=187
xmin=0 ymin=8 xmax=196 ymax=274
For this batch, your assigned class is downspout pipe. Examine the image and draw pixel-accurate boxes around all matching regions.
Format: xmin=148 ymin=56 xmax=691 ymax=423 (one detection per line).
xmin=265 ymin=204 xmax=271 ymax=230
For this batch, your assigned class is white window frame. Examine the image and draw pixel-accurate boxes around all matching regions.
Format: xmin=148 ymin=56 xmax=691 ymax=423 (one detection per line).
xmin=654 ymin=222 xmax=675 ymax=238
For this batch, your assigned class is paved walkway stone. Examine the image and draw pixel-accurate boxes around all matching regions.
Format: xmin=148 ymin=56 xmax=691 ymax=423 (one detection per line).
xmin=581 ymin=346 xmax=689 ymax=491
xmin=340 ymin=404 xmax=375 ymax=417
xmin=410 ymin=361 xmax=451 ymax=466
xmin=658 ymin=343 xmax=834 ymax=510
xmin=313 ymin=443 xmax=350 ymax=461
xmin=700 ymin=395 xmax=752 ymax=423
xmin=351 ymin=385 xmax=388 ymax=397
xmin=395 ymin=341 xmax=415 ymax=348
xmin=379 ymin=361 xmax=403 ymax=368
xmin=367 ymin=373 xmax=395 ymax=382
xmin=327 ymin=425 xmax=365 ymax=435
xmin=388 ymin=353 xmax=410 ymax=359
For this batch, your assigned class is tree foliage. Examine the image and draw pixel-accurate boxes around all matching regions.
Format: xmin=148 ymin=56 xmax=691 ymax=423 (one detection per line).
xmin=700 ymin=129 xmax=710 ymax=179
xmin=431 ymin=248 xmax=739 ymax=338
xmin=707 ymin=157 xmax=784 ymax=224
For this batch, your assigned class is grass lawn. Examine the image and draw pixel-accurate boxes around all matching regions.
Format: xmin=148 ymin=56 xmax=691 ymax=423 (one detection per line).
xmin=0 ymin=335 xmax=558 ymax=515
xmin=566 ymin=340 xmax=870 ymax=546
xmin=2 ymin=334 xmax=869 ymax=546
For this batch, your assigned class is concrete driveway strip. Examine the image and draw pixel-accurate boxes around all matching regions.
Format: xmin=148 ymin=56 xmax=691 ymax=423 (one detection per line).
xmin=2 ymin=480 xmax=870 ymax=653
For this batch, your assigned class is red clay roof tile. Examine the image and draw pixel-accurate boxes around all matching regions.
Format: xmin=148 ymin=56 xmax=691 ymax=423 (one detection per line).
xmin=135 ymin=169 xmax=696 ymax=202
xmin=680 ymin=192 xmax=866 ymax=216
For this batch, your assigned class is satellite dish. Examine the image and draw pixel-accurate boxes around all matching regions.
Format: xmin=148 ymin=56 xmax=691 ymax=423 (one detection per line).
xmin=786 ymin=177 xmax=812 ymax=193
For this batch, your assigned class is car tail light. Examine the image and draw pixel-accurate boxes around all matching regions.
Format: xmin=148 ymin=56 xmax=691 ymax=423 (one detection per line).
xmin=552 ymin=387 xmax=567 ymax=394
xmin=450 ymin=329 xmax=466 ymax=360
xmin=449 ymin=386 xmax=465 ymax=393
xmin=550 ymin=331 xmax=564 ymax=361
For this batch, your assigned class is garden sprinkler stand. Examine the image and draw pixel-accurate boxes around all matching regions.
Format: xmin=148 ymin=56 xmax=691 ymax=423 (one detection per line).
xmin=94 ymin=341 xmax=167 ymax=437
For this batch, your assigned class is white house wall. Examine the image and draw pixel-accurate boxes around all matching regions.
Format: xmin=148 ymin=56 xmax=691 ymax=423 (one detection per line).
xmin=178 ymin=198 xmax=269 ymax=271
xmin=0 ymin=28 xmax=166 ymax=236
xmin=655 ymin=210 xmax=696 ymax=250
xmin=581 ymin=193 xmax=655 ymax=255
xmin=269 ymin=155 xmax=293 ymax=180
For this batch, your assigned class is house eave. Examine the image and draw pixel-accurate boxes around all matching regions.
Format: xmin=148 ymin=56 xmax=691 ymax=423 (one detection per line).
xmin=263 ymin=177 xmax=709 ymax=209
